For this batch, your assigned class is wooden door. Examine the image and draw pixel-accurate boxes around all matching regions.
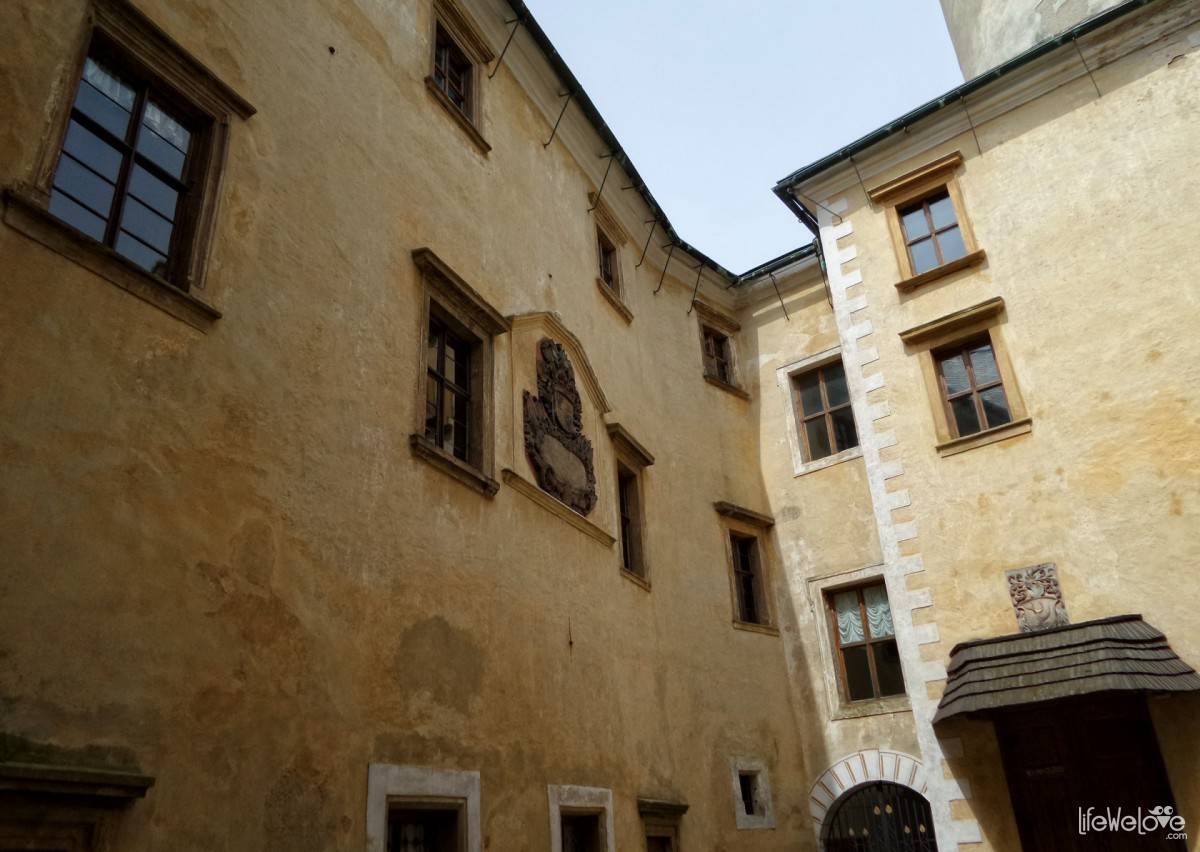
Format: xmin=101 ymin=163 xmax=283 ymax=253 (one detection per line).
xmin=995 ymin=694 xmax=1184 ymax=852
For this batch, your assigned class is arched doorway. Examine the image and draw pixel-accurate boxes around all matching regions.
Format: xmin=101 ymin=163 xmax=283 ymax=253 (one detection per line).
xmin=822 ymin=781 xmax=938 ymax=852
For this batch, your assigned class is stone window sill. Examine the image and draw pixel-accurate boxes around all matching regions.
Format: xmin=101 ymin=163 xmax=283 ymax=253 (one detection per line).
xmin=936 ymin=416 xmax=1032 ymax=458
xmin=3 ymin=186 xmax=221 ymax=331
xmin=424 ymin=77 xmax=491 ymax=155
xmin=795 ymin=445 xmax=863 ymax=477
xmin=830 ymin=694 xmax=912 ymax=721
xmin=704 ymin=374 xmax=751 ymax=400
xmin=895 ymin=248 xmax=987 ymax=293
xmin=733 ymin=620 xmax=779 ymax=637
xmin=620 ymin=568 xmax=651 ymax=591
xmin=410 ymin=433 xmax=499 ymax=497
xmin=595 ymin=277 xmax=633 ymax=323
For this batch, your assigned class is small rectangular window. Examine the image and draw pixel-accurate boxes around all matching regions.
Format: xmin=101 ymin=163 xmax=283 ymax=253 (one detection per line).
xmin=701 ymin=327 xmax=733 ymax=385
xmin=560 ymin=812 xmax=603 ymax=852
xmin=898 ymin=189 xmax=967 ymax=275
xmin=597 ymin=229 xmax=618 ymax=292
xmin=827 ymin=582 xmax=905 ymax=702
xmin=935 ymin=336 xmax=1012 ymax=438
xmin=793 ymin=361 xmax=858 ymax=461
xmin=388 ymin=802 xmax=462 ymax=852
xmin=617 ymin=463 xmax=644 ymax=578
xmin=425 ymin=311 xmax=476 ymax=463
xmin=433 ymin=24 xmax=472 ymax=115
xmin=737 ymin=772 xmax=760 ymax=817
xmin=49 ymin=46 xmax=208 ymax=287
xmin=730 ymin=533 xmax=766 ymax=625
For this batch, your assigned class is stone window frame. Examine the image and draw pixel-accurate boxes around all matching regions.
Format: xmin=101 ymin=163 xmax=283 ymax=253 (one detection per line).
xmin=547 ymin=785 xmax=615 ymax=852
xmin=807 ymin=565 xmax=913 ymax=720
xmin=365 ymin=764 xmax=481 ymax=852
xmin=714 ymin=502 xmax=778 ymax=635
xmin=899 ymin=297 xmax=1032 ymax=457
xmin=424 ymin=0 xmax=494 ymax=155
xmin=590 ymin=197 xmax=634 ymax=323
xmin=638 ymin=798 xmax=688 ymax=850
xmin=607 ymin=422 xmax=655 ymax=589
xmin=868 ymin=151 xmax=986 ymax=294
xmin=777 ymin=347 xmax=864 ymax=477
xmin=410 ymin=247 xmax=510 ymax=496
xmin=693 ymin=301 xmax=749 ymax=400
xmin=729 ymin=756 xmax=775 ymax=830
xmin=2 ymin=0 xmax=254 ymax=331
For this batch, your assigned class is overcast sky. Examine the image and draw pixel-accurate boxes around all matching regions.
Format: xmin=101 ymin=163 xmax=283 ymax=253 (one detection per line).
xmin=523 ymin=1 xmax=964 ymax=272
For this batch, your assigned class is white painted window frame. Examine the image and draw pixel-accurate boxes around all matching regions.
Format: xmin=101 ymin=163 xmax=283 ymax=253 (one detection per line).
xmin=366 ymin=764 xmax=481 ymax=852
xmin=548 ymin=784 xmax=616 ymax=852
xmin=776 ymin=346 xmax=864 ymax=477
xmin=729 ymin=756 xmax=775 ymax=830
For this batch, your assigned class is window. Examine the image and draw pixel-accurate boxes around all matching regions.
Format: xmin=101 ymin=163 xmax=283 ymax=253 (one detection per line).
xmin=548 ymin=785 xmax=614 ymax=852
xmin=432 ymin=24 xmax=472 ymax=115
xmin=737 ymin=772 xmax=761 ymax=817
xmin=827 ymin=582 xmax=905 ymax=702
xmin=560 ymin=813 xmax=603 ymax=852
xmin=411 ymin=248 xmax=508 ymax=496
xmin=596 ymin=229 xmax=618 ymax=292
xmin=935 ymin=336 xmax=1012 ymax=438
xmin=702 ymin=327 xmax=733 ymax=385
xmin=616 ymin=463 xmax=644 ymax=577
xmin=898 ymin=189 xmax=967 ymax=275
xmin=425 ymin=311 xmax=475 ymax=462
xmin=637 ymin=798 xmax=686 ymax=852
xmin=731 ymin=534 xmax=766 ymax=625
xmin=728 ymin=757 xmax=774 ymax=830
xmin=793 ymin=361 xmax=858 ymax=461
xmin=388 ymin=802 xmax=462 ymax=852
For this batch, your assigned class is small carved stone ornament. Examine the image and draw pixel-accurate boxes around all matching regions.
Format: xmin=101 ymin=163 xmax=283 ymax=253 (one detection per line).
xmin=1006 ymin=563 xmax=1069 ymax=633
xmin=523 ymin=338 xmax=597 ymax=515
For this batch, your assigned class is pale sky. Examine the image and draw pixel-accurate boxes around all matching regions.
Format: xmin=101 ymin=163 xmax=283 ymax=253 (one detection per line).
xmin=524 ymin=1 xmax=964 ymax=272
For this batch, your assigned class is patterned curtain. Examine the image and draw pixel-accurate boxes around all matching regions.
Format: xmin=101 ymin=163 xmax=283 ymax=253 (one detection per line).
xmin=864 ymin=585 xmax=894 ymax=638
xmin=834 ymin=591 xmax=864 ymax=644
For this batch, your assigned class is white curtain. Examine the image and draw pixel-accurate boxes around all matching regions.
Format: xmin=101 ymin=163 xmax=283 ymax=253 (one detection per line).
xmin=834 ymin=591 xmax=864 ymax=644
xmin=864 ymin=585 xmax=894 ymax=638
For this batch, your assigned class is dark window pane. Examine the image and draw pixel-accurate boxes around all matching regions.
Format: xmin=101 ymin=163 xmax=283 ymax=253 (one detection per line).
xmin=74 ymin=80 xmax=132 ymax=139
xmin=805 ymin=417 xmax=833 ymax=460
xmin=967 ymin=343 xmax=1000 ymax=386
xmin=938 ymin=225 xmax=967 ymax=263
xmin=830 ymin=406 xmax=859 ymax=453
xmin=427 ymin=323 xmax=441 ymax=371
xmin=979 ymin=386 xmax=1012 ymax=428
xmin=53 ymin=154 xmax=116 ymax=218
xmin=873 ymin=639 xmax=906 ymax=696
xmin=136 ymin=128 xmax=187 ymax=179
xmin=824 ymin=362 xmax=849 ymax=407
xmin=128 ymin=165 xmax=179 ymax=221
xmin=899 ymin=206 xmax=929 ymax=240
xmin=442 ymin=388 xmax=468 ymax=459
xmin=120 ymin=196 xmax=174 ymax=254
xmin=81 ymin=57 xmax=136 ymax=110
xmin=387 ymin=807 xmax=458 ymax=852
xmin=62 ymin=120 xmax=123 ymax=181
xmin=738 ymin=774 xmax=757 ymax=815
xmin=560 ymin=814 xmax=601 ymax=852
xmin=142 ymin=101 xmax=191 ymax=154
xmin=796 ymin=371 xmax=824 ymax=416
xmin=842 ymin=645 xmax=875 ymax=701
xmin=425 ymin=373 xmax=440 ymax=443
xmin=950 ymin=396 xmax=982 ymax=436
xmin=928 ymin=193 xmax=957 ymax=230
xmin=448 ymin=338 xmax=471 ymax=389
xmin=939 ymin=353 xmax=971 ymax=396
xmin=115 ymin=231 xmax=168 ymax=276
xmin=450 ymin=388 xmax=470 ymax=460
xmin=909 ymin=238 xmax=938 ymax=274
xmin=49 ymin=189 xmax=106 ymax=241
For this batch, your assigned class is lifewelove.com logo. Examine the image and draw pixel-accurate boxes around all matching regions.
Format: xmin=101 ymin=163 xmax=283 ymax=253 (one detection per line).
xmin=1078 ymin=805 xmax=1187 ymax=840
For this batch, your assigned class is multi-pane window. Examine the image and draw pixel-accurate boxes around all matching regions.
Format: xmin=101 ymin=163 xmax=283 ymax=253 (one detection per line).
xmin=898 ymin=189 xmax=967 ymax=275
xmin=701 ymin=327 xmax=733 ymax=385
xmin=432 ymin=25 xmax=472 ymax=114
xmin=828 ymin=582 xmax=905 ymax=702
xmin=425 ymin=313 xmax=474 ymax=462
xmin=617 ymin=463 xmax=644 ymax=578
xmin=597 ymin=229 xmax=618 ymax=292
xmin=936 ymin=337 xmax=1012 ymax=438
xmin=731 ymin=533 xmax=766 ymax=625
xmin=793 ymin=361 xmax=858 ymax=461
xmin=49 ymin=48 xmax=203 ymax=285
xmin=388 ymin=803 xmax=460 ymax=852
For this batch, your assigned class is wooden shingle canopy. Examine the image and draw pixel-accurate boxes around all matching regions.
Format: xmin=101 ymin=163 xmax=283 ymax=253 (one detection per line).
xmin=933 ymin=615 xmax=1200 ymax=724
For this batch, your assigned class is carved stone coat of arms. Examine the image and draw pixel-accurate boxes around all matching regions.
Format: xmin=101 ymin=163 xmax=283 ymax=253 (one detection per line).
xmin=523 ymin=338 xmax=597 ymax=515
xmin=1006 ymin=563 xmax=1069 ymax=633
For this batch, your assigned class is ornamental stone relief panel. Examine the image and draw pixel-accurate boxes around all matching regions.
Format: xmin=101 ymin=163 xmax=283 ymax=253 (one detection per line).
xmin=1006 ymin=563 xmax=1069 ymax=632
xmin=523 ymin=338 xmax=597 ymax=515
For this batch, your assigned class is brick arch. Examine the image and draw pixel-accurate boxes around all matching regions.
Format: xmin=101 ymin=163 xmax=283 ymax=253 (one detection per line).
xmin=808 ymin=749 xmax=929 ymax=836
